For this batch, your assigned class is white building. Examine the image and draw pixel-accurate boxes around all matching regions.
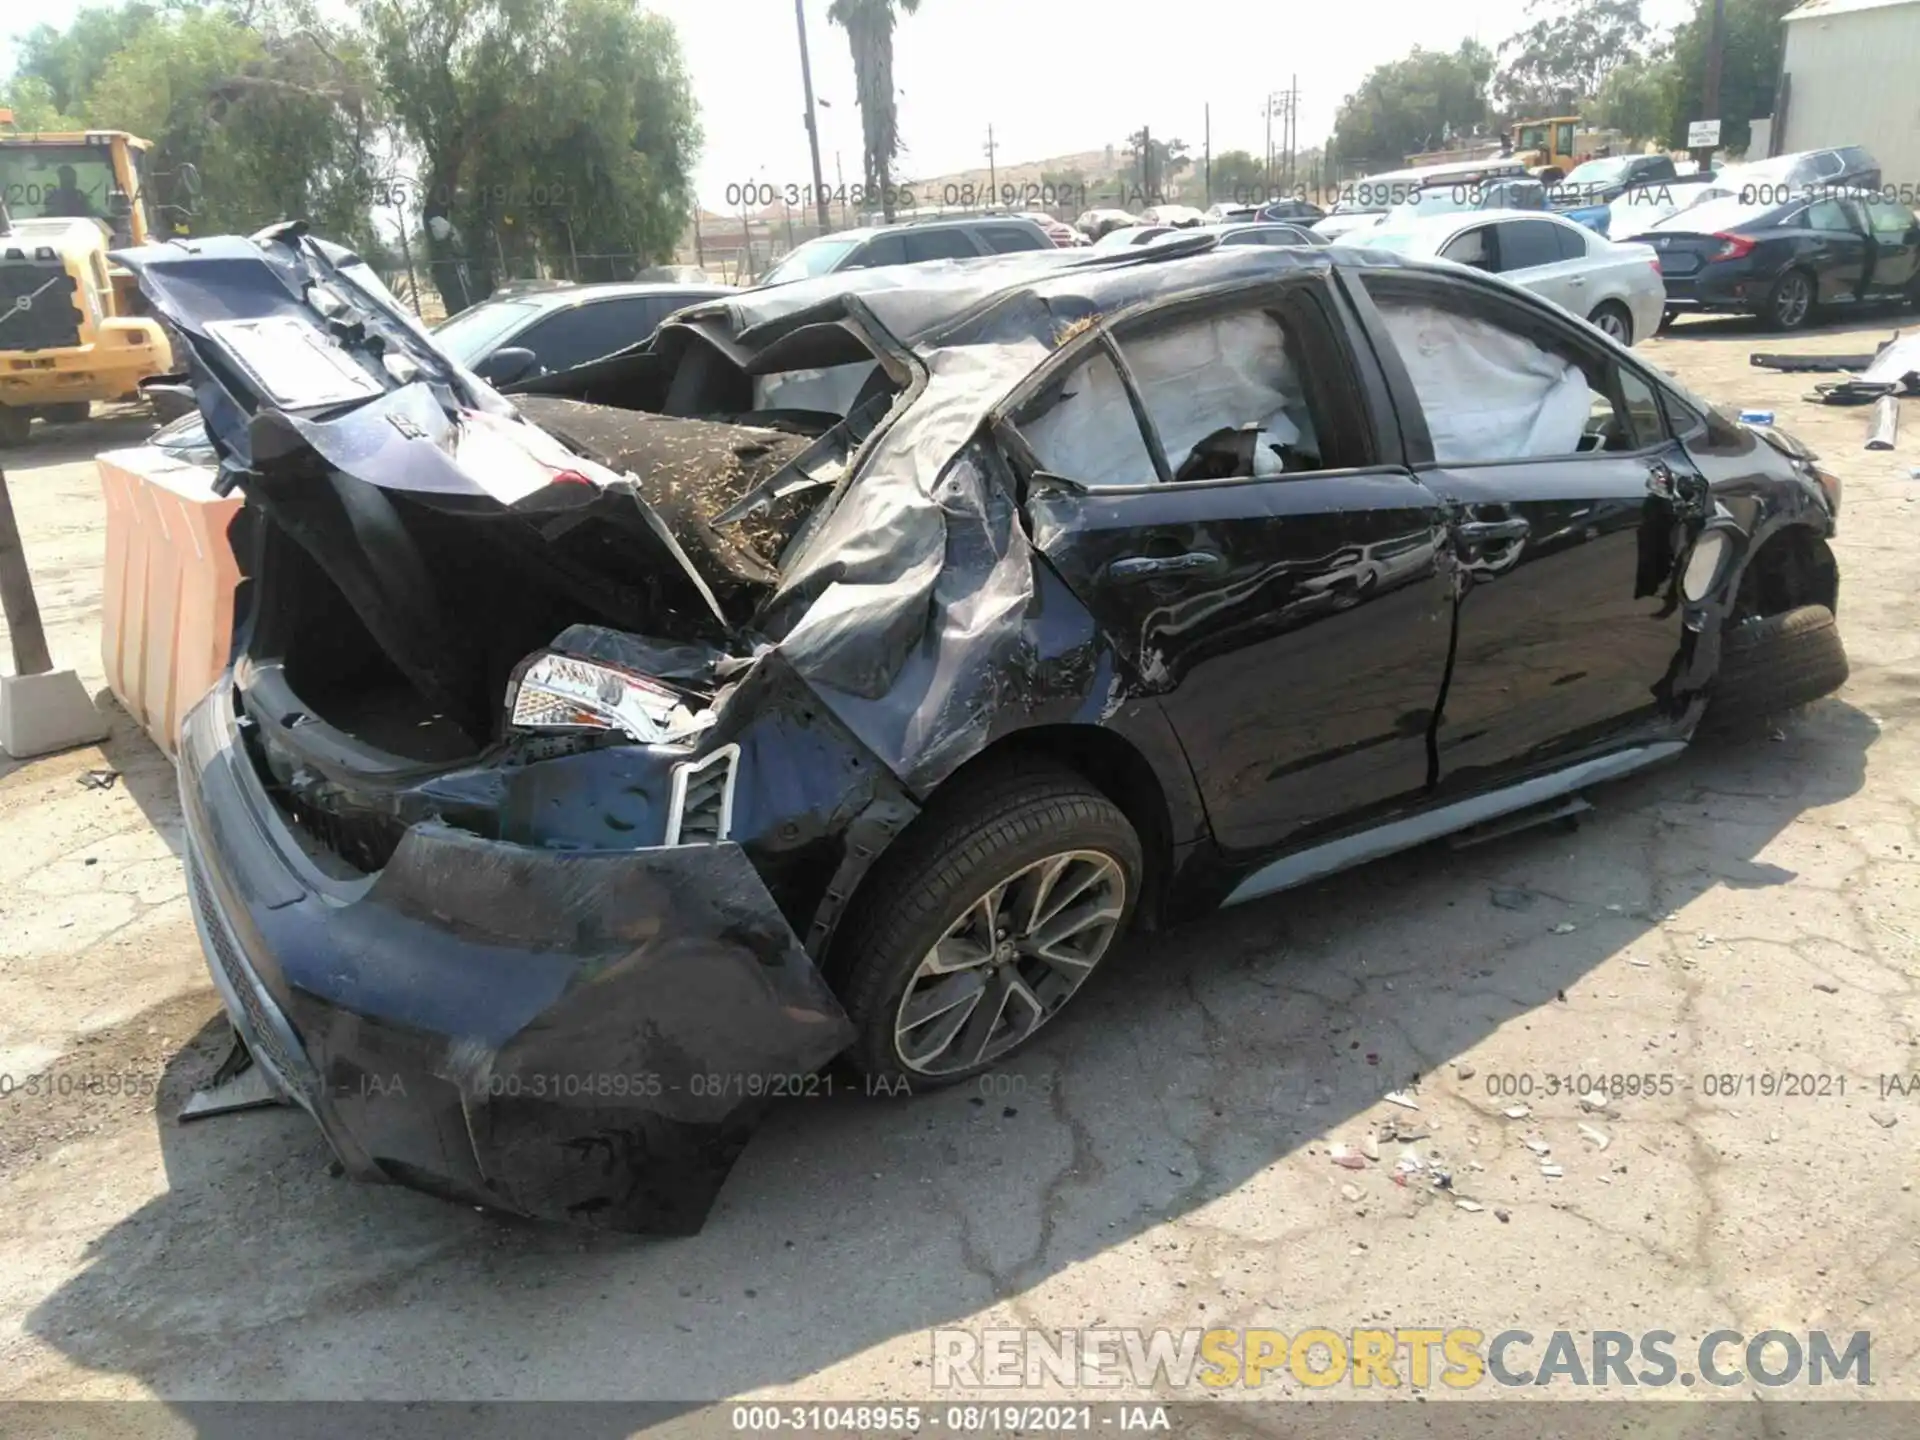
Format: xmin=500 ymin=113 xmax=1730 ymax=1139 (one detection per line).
xmin=1768 ymin=0 xmax=1920 ymax=187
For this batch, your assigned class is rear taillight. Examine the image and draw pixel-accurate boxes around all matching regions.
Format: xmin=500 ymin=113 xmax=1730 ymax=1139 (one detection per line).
xmin=1710 ymin=232 xmax=1756 ymax=261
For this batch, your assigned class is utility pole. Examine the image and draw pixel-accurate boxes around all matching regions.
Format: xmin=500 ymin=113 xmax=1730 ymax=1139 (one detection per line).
xmin=985 ymin=124 xmax=998 ymax=209
xmin=1142 ymin=124 xmax=1154 ymax=205
xmin=1698 ymin=0 xmax=1727 ymax=169
xmin=794 ymin=0 xmax=831 ymax=231
xmin=1286 ymin=76 xmax=1299 ymax=192
xmin=1204 ymin=104 xmax=1212 ymax=205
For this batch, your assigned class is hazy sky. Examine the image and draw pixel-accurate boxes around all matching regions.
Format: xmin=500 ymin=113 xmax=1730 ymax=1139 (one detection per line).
xmin=5 ymin=0 xmax=1697 ymax=208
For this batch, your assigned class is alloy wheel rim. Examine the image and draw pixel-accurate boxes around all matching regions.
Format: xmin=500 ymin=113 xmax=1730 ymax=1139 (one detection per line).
xmin=1595 ymin=309 xmax=1629 ymax=342
xmin=1778 ymin=275 xmax=1810 ymax=326
xmin=893 ymin=850 xmax=1127 ymax=1076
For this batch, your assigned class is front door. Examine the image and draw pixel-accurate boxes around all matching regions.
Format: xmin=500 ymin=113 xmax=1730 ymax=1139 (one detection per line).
xmin=1006 ymin=275 xmax=1456 ymax=854
xmin=1352 ymin=269 xmax=1703 ymax=793
xmin=1862 ymin=198 xmax=1920 ymax=298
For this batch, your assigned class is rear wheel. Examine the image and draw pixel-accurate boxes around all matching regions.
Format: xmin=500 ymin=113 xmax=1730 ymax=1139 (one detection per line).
xmin=1588 ymin=301 xmax=1633 ymax=345
xmin=1763 ymin=268 xmax=1817 ymax=331
xmin=832 ymin=757 xmax=1142 ymax=1087
xmin=1705 ymin=604 xmax=1848 ymax=727
xmin=1656 ymin=306 xmax=1678 ymax=334
xmin=42 ymin=402 xmax=90 ymax=425
xmin=0 ymin=406 xmax=32 ymax=448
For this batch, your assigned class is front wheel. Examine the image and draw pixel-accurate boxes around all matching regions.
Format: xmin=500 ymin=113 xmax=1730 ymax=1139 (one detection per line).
xmin=0 ymin=406 xmax=32 ymax=448
xmin=832 ymin=758 xmax=1142 ymax=1086
xmin=1704 ymin=604 xmax=1848 ymax=728
xmin=42 ymin=402 xmax=90 ymax=426
xmin=1588 ymin=301 xmax=1633 ymax=346
xmin=1763 ymin=268 xmax=1817 ymax=331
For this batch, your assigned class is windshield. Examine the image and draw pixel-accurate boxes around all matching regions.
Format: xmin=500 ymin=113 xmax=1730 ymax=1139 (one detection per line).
xmin=760 ymin=237 xmax=863 ymax=286
xmin=1564 ymin=157 xmax=1634 ymax=187
xmin=429 ymin=299 xmax=541 ymax=364
xmin=0 ymin=141 xmax=118 ymax=224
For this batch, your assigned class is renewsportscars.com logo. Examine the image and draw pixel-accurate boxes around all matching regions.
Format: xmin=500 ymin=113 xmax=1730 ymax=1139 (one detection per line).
xmin=930 ymin=1327 xmax=1873 ymax=1390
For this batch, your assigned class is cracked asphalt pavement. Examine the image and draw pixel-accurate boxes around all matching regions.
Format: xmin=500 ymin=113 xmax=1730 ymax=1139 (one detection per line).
xmin=1 ymin=318 xmax=1918 ymax=1417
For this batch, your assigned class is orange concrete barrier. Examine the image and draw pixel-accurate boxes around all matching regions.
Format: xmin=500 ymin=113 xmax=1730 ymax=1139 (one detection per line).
xmin=97 ymin=446 xmax=242 ymax=758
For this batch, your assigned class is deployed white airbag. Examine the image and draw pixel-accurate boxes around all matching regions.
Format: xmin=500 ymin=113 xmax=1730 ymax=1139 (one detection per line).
xmin=1021 ymin=311 xmax=1315 ymax=486
xmin=1375 ymin=302 xmax=1590 ymax=462
xmin=752 ymin=361 xmax=880 ymax=417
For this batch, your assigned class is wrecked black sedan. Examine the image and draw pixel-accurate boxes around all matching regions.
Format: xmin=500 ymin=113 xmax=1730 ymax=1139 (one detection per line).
xmin=120 ymin=223 xmax=1845 ymax=1234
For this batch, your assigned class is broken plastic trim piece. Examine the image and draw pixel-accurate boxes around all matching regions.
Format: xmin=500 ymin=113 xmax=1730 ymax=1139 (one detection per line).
xmin=506 ymin=651 xmax=715 ymax=745
xmin=664 ymin=744 xmax=740 ymax=845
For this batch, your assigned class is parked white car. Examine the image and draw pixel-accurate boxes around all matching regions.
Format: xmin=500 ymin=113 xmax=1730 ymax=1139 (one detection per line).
xmin=1338 ymin=208 xmax=1666 ymax=346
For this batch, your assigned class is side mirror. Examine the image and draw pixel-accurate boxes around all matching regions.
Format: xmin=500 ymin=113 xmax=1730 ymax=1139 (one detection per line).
xmin=476 ymin=346 xmax=538 ymax=387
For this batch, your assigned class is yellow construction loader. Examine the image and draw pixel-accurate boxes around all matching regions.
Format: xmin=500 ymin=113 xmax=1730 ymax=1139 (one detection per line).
xmin=0 ymin=113 xmax=196 ymax=446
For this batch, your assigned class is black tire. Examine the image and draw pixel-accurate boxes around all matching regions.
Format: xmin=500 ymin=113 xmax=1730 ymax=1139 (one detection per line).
xmin=1657 ymin=306 xmax=1677 ymax=334
xmin=1588 ymin=300 xmax=1633 ymax=346
xmin=0 ymin=406 xmax=31 ymax=448
xmin=1705 ymin=604 xmax=1848 ymax=727
xmin=832 ymin=756 xmax=1142 ymax=1087
xmin=1763 ymin=267 xmax=1817 ymax=331
xmin=42 ymin=402 xmax=90 ymax=425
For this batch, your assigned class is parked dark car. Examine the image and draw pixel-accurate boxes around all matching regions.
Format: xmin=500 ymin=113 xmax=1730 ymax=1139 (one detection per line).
xmin=1553 ymin=153 xmax=1681 ymax=208
xmin=433 ymin=280 xmax=736 ymax=386
xmin=1643 ymin=188 xmax=1920 ymax=329
xmin=1255 ymin=198 xmax=1327 ymax=224
xmin=1696 ymin=147 xmax=1881 ymax=206
xmin=122 ymin=223 xmax=1846 ymax=1235
xmin=756 ymin=215 xmax=1054 ymax=286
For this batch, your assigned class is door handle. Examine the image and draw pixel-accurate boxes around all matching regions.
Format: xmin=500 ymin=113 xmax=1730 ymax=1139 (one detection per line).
xmin=1106 ymin=551 xmax=1226 ymax=583
xmin=1456 ymin=518 xmax=1530 ymax=544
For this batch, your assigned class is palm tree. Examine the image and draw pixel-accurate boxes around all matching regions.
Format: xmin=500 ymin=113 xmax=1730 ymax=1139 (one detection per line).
xmin=826 ymin=0 xmax=920 ymax=222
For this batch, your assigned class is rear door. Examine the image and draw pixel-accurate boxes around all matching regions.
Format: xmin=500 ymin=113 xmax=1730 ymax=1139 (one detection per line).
xmin=1005 ymin=274 xmax=1456 ymax=854
xmin=1494 ymin=217 xmax=1594 ymax=314
xmin=1862 ymin=197 xmax=1920 ymax=296
xmin=1351 ymin=267 xmax=1707 ymax=793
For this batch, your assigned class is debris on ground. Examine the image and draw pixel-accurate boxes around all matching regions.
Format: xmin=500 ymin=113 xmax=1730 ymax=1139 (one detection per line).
xmin=1550 ymin=922 xmax=1578 ymax=934
xmin=1504 ymin=1105 xmax=1531 ymax=1119
xmin=1361 ymin=1132 xmax=1381 ymax=1161
xmin=1870 ymin=1111 xmax=1899 ymax=1129
xmin=1579 ymin=1124 xmax=1611 ymax=1151
xmin=1382 ymin=1091 xmax=1420 ymax=1110
xmin=1340 ymin=1182 xmax=1363 ymax=1201
xmin=1628 ymin=956 xmax=1651 ymax=967
xmin=1495 ymin=1208 xmax=1511 ymax=1223
xmin=1578 ymin=1094 xmax=1611 ymax=1114
xmin=1456 ymin=1199 xmax=1484 ymax=1213
xmin=76 ymin=769 xmax=120 ymax=791
xmin=1813 ymin=982 xmax=1839 ymax=994
xmin=1330 ymin=1144 xmax=1370 ymax=1170
xmin=1524 ymin=1137 xmax=1551 ymax=1155
xmin=1540 ymin=1163 xmax=1564 ymax=1178
xmin=1490 ymin=888 xmax=1535 ymax=911
xmin=1455 ymin=1063 xmax=1476 ymax=1080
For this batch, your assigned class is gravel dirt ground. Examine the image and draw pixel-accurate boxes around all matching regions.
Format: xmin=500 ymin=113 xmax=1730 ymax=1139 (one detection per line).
xmin=2 ymin=313 xmax=1919 ymax=1421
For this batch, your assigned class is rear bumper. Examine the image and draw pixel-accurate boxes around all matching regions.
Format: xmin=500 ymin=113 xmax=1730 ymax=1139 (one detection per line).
xmin=1658 ymin=263 xmax=1763 ymax=312
xmin=1 ymin=321 xmax=170 ymax=403
xmin=178 ymin=678 xmax=855 ymax=1233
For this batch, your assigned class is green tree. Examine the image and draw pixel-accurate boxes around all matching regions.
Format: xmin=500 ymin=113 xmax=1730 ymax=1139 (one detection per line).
xmin=826 ymin=0 xmax=921 ymax=223
xmin=358 ymin=0 xmax=700 ymax=310
xmin=1207 ymin=149 xmax=1268 ymax=205
xmin=0 ymin=75 xmax=85 ymax=130
xmin=1123 ymin=129 xmax=1191 ymax=200
xmin=1664 ymin=0 xmax=1795 ymax=154
xmin=6 ymin=3 xmax=381 ymax=246
xmin=1589 ymin=53 xmax=1679 ymax=143
xmin=1330 ymin=42 xmax=1495 ymax=169
xmin=1495 ymin=0 xmax=1650 ymax=117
